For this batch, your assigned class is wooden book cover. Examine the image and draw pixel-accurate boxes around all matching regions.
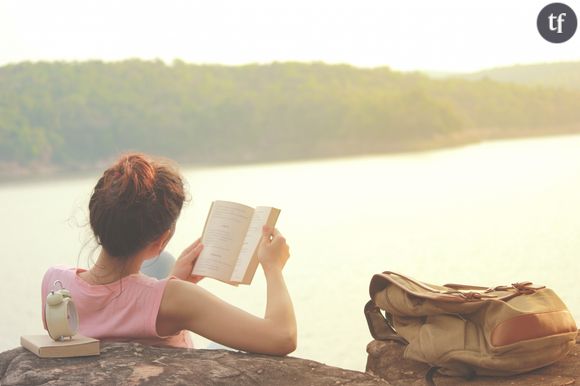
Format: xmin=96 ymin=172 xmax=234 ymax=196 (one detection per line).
xmin=21 ymin=334 xmax=100 ymax=358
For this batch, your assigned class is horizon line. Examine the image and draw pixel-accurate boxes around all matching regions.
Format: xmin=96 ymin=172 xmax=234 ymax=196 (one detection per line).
xmin=2 ymin=57 xmax=580 ymax=75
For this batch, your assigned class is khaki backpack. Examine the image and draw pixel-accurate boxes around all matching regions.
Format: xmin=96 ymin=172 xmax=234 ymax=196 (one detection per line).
xmin=365 ymin=271 xmax=578 ymax=381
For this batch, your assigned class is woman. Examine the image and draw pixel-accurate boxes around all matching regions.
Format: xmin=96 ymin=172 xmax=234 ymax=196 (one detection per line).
xmin=42 ymin=153 xmax=296 ymax=355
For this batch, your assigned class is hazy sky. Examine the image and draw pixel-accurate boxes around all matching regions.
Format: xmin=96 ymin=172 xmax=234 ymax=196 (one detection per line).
xmin=1 ymin=0 xmax=579 ymax=72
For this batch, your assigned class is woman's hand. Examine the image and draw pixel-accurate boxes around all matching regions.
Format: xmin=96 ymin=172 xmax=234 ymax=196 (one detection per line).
xmin=257 ymin=226 xmax=290 ymax=273
xmin=170 ymin=238 xmax=205 ymax=283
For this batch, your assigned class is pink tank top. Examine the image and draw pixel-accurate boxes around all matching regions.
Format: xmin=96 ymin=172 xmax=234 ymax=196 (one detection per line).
xmin=42 ymin=266 xmax=192 ymax=348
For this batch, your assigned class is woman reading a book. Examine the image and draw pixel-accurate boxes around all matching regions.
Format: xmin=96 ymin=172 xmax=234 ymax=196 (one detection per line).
xmin=41 ymin=153 xmax=297 ymax=355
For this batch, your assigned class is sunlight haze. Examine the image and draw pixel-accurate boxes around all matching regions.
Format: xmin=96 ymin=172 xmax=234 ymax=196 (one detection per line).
xmin=1 ymin=0 xmax=579 ymax=72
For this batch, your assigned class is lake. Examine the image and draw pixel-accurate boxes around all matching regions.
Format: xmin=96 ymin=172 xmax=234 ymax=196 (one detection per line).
xmin=1 ymin=134 xmax=580 ymax=371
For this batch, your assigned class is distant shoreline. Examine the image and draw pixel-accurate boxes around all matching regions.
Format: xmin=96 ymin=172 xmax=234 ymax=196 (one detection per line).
xmin=2 ymin=128 xmax=580 ymax=185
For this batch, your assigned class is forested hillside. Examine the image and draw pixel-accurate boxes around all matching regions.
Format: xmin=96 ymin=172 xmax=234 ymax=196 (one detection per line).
xmin=465 ymin=61 xmax=580 ymax=91
xmin=1 ymin=60 xmax=580 ymax=175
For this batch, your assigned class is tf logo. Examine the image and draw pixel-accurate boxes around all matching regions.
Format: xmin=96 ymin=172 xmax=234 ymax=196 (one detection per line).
xmin=537 ymin=3 xmax=577 ymax=43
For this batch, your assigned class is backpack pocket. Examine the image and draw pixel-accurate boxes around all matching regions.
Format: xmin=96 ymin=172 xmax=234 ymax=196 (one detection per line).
xmin=478 ymin=331 xmax=578 ymax=375
xmin=400 ymin=314 xmax=468 ymax=363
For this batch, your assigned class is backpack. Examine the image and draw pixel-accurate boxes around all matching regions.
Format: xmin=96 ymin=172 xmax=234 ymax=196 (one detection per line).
xmin=364 ymin=271 xmax=578 ymax=382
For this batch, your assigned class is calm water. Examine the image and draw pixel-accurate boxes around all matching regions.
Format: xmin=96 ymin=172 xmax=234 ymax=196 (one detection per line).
xmin=1 ymin=135 xmax=580 ymax=371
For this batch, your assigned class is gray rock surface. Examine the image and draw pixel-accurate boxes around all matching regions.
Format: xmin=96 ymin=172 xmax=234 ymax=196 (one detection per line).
xmin=366 ymin=332 xmax=580 ymax=386
xmin=0 ymin=342 xmax=389 ymax=386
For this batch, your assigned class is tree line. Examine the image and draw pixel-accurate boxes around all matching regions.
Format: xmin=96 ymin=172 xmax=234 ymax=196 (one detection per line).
xmin=465 ymin=61 xmax=580 ymax=91
xmin=1 ymin=60 xmax=579 ymax=171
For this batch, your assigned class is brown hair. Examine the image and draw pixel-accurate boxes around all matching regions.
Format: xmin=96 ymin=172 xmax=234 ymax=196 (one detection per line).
xmin=89 ymin=153 xmax=185 ymax=258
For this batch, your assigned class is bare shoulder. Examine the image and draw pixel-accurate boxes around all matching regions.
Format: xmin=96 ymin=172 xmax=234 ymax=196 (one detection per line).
xmin=157 ymin=279 xmax=201 ymax=335
xmin=159 ymin=279 xmax=221 ymax=321
xmin=161 ymin=279 xmax=203 ymax=312
xmin=164 ymin=277 xmax=197 ymax=295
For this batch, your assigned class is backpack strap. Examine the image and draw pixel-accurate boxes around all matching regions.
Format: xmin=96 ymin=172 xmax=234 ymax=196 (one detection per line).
xmin=425 ymin=366 xmax=476 ymax=386
xmin=424 ymin=367 xmax=440 ymax=386
xmin=364 ymin=300 xmax=408 ymax=344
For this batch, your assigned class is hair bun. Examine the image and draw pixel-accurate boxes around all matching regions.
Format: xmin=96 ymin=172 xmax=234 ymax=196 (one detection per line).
xmin=107 ymin=154 xmax=157 ymax=204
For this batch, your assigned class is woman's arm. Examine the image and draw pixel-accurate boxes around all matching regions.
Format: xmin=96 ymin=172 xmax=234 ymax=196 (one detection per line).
xmin=158 ymin=227 xmax=297 ymax=356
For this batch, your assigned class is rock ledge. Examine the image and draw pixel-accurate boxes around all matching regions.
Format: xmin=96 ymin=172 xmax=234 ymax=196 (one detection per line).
xmin=0 ymin=342 xmax=388 ymax=386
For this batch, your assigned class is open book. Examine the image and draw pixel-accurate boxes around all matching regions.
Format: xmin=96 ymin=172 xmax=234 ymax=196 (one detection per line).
xmin=192 ymin=200 xmax=281 ymax=285
xmin=21 ymin=334 xmax=100 ymax=358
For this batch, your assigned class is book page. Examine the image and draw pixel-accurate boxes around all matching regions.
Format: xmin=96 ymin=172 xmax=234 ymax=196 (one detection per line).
xmin=192 ymin=201 xmax=254 ymax=282
xmin=230 ymin=206 xmax=280 ymax=283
